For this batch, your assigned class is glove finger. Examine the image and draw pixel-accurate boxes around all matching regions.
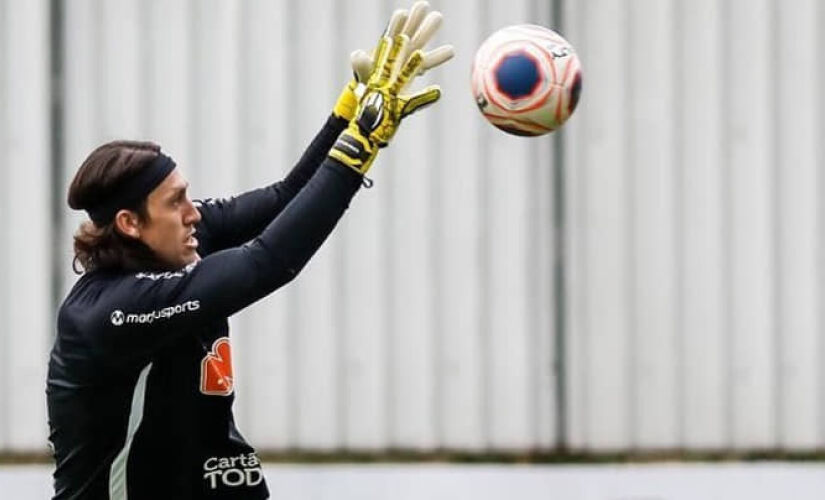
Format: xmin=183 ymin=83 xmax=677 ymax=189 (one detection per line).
xmin=402 ymin=1 xmax=430 ymax=38
xmin=385 ymin=9 xmax=408 ymax=38
xmin=371 ymin=36 xmax=394 ymax=86
xmin=391 ymin=49 xmax=425 ymax=94
xmin=409 ymin=11 xmax=443 ymax=52
xmin=379 ymin=34 xmax=409 ymax=86
xmin=398 ymin=2 xmax=431 ymax=64
xmin=401 ymin=85 xmax=442 ymax=118
xmin=420 ymin=45 xmax=455 ymax=74
xmin=350 ymin=50 xmax=373 ymax=83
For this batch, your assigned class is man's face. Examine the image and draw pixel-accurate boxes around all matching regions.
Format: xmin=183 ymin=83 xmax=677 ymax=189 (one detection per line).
xmin=138 ymin=169 xmax=202 ymax=270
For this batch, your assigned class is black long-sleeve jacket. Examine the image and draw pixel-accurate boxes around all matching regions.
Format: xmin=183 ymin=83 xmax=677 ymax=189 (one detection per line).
xmin=47 ymin=116 xmax=357 ymax=499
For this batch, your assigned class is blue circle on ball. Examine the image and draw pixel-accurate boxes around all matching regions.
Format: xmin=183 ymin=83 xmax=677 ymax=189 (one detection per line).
xmin=495 ymin=52 xmax=540 ymax=99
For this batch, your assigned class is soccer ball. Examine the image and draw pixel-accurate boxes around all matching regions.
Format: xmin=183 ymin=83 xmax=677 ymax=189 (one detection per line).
xmin=471 ymin=24 xmax=582 ymax=136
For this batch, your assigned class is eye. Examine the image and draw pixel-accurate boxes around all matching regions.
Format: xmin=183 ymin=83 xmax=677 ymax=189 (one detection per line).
xmin=171 ymin=191 xmax=185 ymax=206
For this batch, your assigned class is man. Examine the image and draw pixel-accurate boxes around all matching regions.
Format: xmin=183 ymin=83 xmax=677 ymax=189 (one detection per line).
xmin=46 ymin=3 xmax=453 ymax=498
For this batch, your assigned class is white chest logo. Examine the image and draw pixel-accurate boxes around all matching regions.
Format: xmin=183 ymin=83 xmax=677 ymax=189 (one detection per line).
xmin=110 ymin=310 xmax=125 ymax=326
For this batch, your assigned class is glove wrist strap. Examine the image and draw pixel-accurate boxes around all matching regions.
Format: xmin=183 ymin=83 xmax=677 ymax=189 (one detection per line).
xmin=329 ymin=127 xmax=378 ymax=175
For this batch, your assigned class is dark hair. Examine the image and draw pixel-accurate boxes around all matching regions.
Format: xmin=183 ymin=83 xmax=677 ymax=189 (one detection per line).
xmin=68 ymin=140 xmax=163 ymax=273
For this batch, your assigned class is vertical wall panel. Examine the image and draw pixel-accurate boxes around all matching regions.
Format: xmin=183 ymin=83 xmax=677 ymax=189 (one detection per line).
xmin=775 ymin=0 xmax=820 ymax=449
xmin=561 ymin=0 xmax=585 ymax=451
xmin=678 ymin=0 xmax=727 ymax=448
xmin=567 ymin=0 xmax=633 ymax=450
xmin=820 ymin=0 xmax=825 ymax=449
xmin=627 ymin=0 xmax=678 ymax=449
xmin=0 ymin=0 xmax=7 ymax=450
xmin=0 ymin=0 xmax=10 ymax=451
xmin=99 ymin=0 xmax=142 ymax=138
xmin=189 ymin=0 xmax=240 ymax=198
xmin=436 ymin=0 xmax=486 ymax=450
xmin=725 ymin=0 xmax=776 ymax=449
xmin=1 ymin=0 xmax=51 ymax=450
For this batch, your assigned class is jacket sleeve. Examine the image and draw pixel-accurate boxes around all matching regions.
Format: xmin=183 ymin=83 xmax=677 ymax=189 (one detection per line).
xmin=80 ymin=160 xmax=361 ymax=365
xmin=195 ymin=114 xmax=348 ymax=255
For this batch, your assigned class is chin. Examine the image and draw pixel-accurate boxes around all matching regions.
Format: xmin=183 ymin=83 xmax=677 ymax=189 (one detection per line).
xmin=181 ymin=252 xmax=201 ymax=267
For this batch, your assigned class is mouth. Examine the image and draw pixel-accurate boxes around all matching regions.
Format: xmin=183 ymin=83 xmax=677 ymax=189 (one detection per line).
xmin=185 ymin=231 xmax=198 ymax=250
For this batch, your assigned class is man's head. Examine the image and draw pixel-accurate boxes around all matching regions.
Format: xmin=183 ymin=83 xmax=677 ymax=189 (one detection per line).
xmin=68 ymin=141 xmax=201 ymax=273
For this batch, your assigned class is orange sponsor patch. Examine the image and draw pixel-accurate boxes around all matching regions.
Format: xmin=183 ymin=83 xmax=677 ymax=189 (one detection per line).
xmin=200 ymin=337 xmax=234 ymax=396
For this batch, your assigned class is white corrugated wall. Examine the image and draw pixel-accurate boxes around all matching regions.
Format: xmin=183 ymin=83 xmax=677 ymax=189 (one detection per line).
xmin=0 ymin=0 xmax=821 ymax=455
xmin=564 ymin=0 xmax=823 ymax=450
xmin=0 ymin=0 xmax=51 ymax=451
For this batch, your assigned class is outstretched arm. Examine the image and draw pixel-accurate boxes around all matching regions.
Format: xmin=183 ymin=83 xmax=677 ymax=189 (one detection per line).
xmin=195 ymin=113 xmax=348 ymax=256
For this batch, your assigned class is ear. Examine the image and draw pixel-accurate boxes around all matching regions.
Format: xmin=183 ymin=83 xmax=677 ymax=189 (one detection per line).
xmin=113 ymin=209 xmax=142 ymax=240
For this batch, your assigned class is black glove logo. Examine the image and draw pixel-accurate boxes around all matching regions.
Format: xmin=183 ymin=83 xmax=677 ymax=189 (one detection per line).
xmin=357 ymin=91 xmax=385 ymax=135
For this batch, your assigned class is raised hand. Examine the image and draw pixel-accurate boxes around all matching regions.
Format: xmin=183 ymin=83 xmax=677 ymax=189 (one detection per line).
xmin=329 ymin=34 xmax=445 ymax=174
xmin=333 ymin=1 xmax=454 ymax=122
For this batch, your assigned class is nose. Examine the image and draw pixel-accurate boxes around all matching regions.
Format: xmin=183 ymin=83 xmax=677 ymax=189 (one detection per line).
xmin=184 ymin=199 xmax=202 ymax=225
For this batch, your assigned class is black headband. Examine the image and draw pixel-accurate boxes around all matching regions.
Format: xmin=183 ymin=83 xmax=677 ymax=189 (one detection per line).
xmin=87 ymin=153 xmax=176 ymax=226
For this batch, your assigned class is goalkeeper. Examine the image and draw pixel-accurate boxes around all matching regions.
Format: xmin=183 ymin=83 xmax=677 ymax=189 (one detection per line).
xmin=46 ymin=2 xmax=453 ymax=498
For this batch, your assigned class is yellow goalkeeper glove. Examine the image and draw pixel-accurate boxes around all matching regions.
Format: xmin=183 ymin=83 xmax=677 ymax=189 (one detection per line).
xmin=329 ymin=34 xmax=442 ymax=175
xmin=332 ymin=1 xmax=454 ymax=122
